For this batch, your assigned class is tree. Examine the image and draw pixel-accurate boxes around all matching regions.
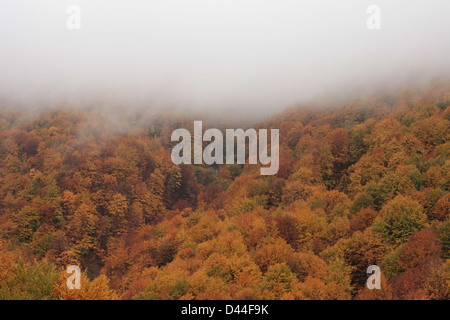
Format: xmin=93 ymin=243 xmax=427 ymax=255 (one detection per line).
xmin=0 ymin=260 xmax=59 ymax=300
xmin=399 ymin=229 xmax=441 ymax=270
xmin=53 ymin=271 xmax=118 ymax=300
xmin=373 ymin=195 xmax=427 ymax=245
xmin=354 ymin=272 xmax=393 ymax=300
xmin=261 ymin=264 xmax=296 ymax=299
xmin=254 ymin=239 xmax=293 ymax=273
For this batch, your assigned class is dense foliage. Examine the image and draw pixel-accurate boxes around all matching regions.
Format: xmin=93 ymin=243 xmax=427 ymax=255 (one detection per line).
xmin=0 ymin=79 xmax=449 ymax=299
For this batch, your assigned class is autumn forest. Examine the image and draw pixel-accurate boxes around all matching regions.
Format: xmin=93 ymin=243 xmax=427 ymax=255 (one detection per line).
xmin=0 ymin=79 xmax=449 ymax=300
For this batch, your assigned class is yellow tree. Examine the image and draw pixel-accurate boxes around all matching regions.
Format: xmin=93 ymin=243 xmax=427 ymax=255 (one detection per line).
xmin=53 ymin=270 xmax=118 ymax=300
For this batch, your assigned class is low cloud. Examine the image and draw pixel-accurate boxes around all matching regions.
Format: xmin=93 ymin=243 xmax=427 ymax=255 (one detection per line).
xmin=1 ymin=0 xmax=450 ymax=119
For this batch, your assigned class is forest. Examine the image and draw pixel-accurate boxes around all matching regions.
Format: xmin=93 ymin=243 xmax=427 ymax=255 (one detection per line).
xmin=0 ymin=79 xmax=448 ymax=300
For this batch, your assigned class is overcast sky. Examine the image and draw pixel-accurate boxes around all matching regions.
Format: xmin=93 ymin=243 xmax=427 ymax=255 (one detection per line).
xmin=1 ymin=0 xmax=450 ymax=117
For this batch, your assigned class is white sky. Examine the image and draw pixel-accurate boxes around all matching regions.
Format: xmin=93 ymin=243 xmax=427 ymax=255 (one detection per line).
xmin=1 ymin=0 xmax=450 ymax=117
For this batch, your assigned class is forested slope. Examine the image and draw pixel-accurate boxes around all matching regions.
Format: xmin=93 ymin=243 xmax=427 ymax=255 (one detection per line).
xmin=0 ymin=79 xmax=449 ymax=299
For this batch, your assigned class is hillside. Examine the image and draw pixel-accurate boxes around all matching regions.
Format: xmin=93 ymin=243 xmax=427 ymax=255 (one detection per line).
xmin=0 ymin=79 xmax=449 ymax=300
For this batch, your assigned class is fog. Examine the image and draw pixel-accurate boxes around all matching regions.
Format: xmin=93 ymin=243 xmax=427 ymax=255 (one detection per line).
xmin=1 ymin=0 xmax=450 ymax=119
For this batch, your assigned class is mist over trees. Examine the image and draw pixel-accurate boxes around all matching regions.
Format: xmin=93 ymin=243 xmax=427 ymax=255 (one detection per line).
xmin=0 ymin=79 xmax=448 ymax=299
